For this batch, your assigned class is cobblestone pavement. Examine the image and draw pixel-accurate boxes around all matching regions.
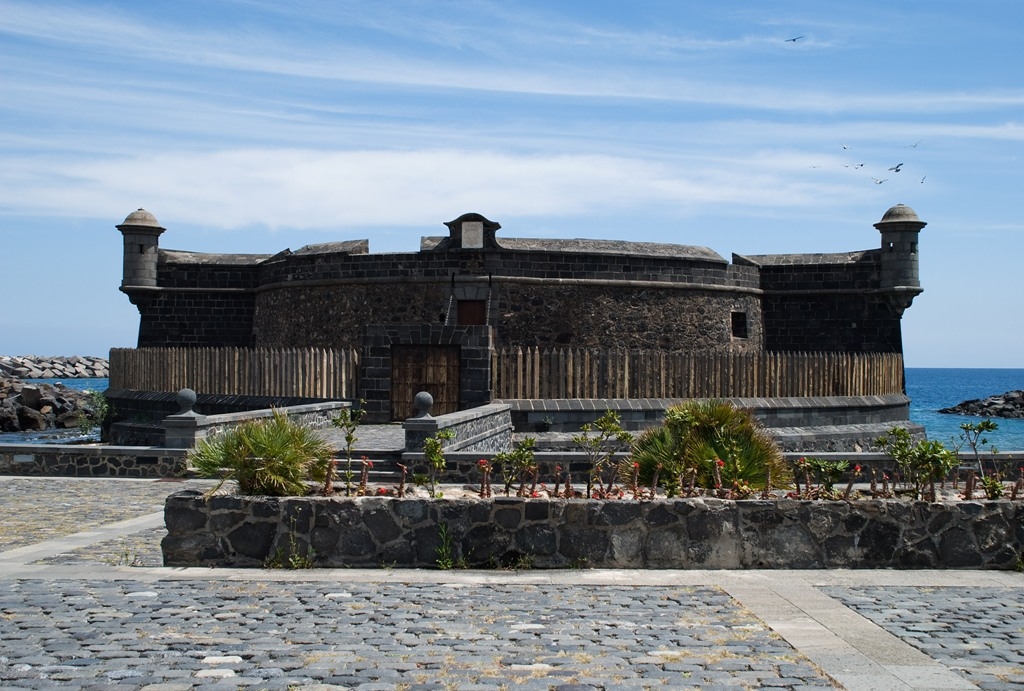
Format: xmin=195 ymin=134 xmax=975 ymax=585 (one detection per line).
xmin=1 ymin=476 xmax=1022 ymax=690
xmin=0 ymin=580 xmax=836 ymax=690
xmin=822 ymin=587 xmax=1024 ymax=690
xmin=0 ymin=477 xmax=215 ymax=552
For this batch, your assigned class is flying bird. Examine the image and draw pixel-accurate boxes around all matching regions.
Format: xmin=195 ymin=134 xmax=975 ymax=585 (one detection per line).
xmin=785 ymin=35 xmax=803 ymax=42
xmin=854 ymin=163 xmax=865 ymax=169
xmin=872 ymin=177 xmax=888 ymax=184
xmin=920 ymin=176 xmax=926 ymax=184
xmin=888 ymin=163 xmax=904 ymax=173
xmin=907 ymin=139 xmax=923 ymax=148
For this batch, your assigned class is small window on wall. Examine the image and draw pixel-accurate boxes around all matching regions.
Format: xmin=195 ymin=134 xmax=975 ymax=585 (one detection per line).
xmin=731 ymin=311 xmax=748 ymax=339
xmin=457 ymin=300 xmax=487 ymax=326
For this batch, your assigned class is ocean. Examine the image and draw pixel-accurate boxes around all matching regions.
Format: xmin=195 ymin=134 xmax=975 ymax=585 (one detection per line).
xmin=905 ymin=368 xmax=1024 ymax=451
xmin=3 ymin=370 xmax=1024 ymax=449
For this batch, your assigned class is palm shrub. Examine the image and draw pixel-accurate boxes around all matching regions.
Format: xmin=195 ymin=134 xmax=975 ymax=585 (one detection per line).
xmin=189 ymin=410 xmax=335 ymax=496
xmin=631 ymin=400 xmax=790 ymax=492
xmin=628 ymin=425 xmax=686 ymax=496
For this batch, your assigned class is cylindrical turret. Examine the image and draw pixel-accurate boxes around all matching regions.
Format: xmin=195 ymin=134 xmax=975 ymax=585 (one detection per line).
xmin=116 ymin=208 xmax=165 ymax=288
xmin=874 ymin=203 xmax=925 ymax=292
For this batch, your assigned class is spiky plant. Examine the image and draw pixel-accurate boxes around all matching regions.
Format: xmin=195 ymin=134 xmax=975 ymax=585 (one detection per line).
xmin=661 ymin=399 xmax=790 ymax=490
xmin=189 ymin=410 xmax=335 ymax=496
xmin=626 ymin=425 xmax=686 ymax=496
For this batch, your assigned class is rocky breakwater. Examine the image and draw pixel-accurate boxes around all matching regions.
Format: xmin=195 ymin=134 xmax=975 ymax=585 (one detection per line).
xmin=939 ymin=390 xmax=1024 ymax=419
xmin=0 ymin=373 xmax=104 ymax=433
xmin=0 ymin=354 xmax=108 ymax=379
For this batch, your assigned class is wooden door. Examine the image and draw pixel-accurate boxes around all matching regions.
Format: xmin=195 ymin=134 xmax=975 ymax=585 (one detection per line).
xmin=390 ymin=345 xmax=460 ymax=420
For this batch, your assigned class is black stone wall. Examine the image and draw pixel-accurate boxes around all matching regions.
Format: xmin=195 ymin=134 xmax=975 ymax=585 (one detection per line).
xmin=132 ymin=291 xmax=257 ymax=347
xmin=162 ymin=493 xmax=1024 ymax=570
xmin=756 ymin=254 xmax=903 ymax=352
xmin=128 ymin=238 xmax=907 ymax=365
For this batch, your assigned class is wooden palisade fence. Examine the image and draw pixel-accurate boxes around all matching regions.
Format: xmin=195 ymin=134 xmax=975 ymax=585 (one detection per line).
xmin=111 ymin=346 xmax=904 ymax=401
xmin=490 ymin=348 xmax=904 ymax=400
xmin=109 ymin=347 xmax=360 ymax=399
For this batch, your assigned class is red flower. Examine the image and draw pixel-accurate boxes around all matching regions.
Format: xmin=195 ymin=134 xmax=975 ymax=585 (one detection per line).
xmin=715 ymin=459 xmax=725 ymax=467
xmin=854 ymin=465 xmax=862 ymax=473
xmin=478 ymin=459 xmax=488 ymax=466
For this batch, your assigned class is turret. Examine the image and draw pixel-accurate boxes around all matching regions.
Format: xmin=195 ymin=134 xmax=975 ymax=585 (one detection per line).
xmin=116 ymin=208 xmax=165 ymax=289
xmin=874 ymin=203 xmax=925 ymax=312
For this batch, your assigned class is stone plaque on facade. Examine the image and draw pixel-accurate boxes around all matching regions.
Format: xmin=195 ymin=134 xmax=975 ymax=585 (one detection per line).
xmin=462 ymin=221 xmax=484 ymax=248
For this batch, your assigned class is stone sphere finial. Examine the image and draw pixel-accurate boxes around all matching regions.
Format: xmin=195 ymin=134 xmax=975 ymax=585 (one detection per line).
xmin=413 ymin=391 xmax=434 ymax=418
xmin=176 ymin=388 xmax=198 ymax=415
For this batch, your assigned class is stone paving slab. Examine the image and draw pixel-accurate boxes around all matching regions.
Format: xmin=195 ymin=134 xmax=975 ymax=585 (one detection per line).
xmin=822 ymin=587 xmax=1024 ymax=691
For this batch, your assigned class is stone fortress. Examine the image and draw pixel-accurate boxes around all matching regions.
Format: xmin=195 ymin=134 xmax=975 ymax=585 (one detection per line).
xmin=111 ymin=204 xmax=925 ymax=446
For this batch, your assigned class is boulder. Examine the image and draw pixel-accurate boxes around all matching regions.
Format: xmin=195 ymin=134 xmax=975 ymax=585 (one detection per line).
xmin=0 ymin=403 xmax=19 ymax=432
xmin=17 ymin=385 xmax=43 ymax=410
xmin=17 ymin=405 xmax=49 ymax=431
xmin=939 ymin=390 xmax=1024 ymax=419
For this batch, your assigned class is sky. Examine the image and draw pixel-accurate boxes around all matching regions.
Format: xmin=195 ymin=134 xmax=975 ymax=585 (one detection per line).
xmin=1 ymin=1 xmax=1022 ymax=368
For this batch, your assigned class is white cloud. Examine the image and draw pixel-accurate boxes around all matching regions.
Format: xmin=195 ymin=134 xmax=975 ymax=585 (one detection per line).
xmin=0 ymin=147 xmax=866 ymax=230
xmin=3 ymin=1 xmax=1023 ymax=115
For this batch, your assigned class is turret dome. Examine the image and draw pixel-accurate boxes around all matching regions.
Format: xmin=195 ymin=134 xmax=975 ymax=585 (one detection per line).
xmin=117 ymin=208 xmax=164 ymax=230
xmin=876 ymin=204 xmax=920 ymax=224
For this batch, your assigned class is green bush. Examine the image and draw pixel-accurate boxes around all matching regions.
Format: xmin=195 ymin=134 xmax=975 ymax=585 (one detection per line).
xmin=632 ymin=400 xmax=790 ymax=492
xmin=189 ymin=410 xmax=335 ymax=496
xmin=876 ymin=427 xmax=958 ymax=498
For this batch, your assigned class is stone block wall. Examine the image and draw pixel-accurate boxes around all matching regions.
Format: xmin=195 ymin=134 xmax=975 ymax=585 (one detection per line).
xmin=1 ymin=444 xmax=186 ymax=478
xmin=133 ymin=291 xmax=258 ymax=347
xmin=163 ymin=401 xmax=350 ymax=448
xmin=761 ymin=294 xmax=904 ymax=353
xmin=105 ymin=388 xmax=343 ymax=446
xmin=746 ymin=252 xmax=904 ymax=353
xmin=162 ymin=493 xmax=1024 ymax=569
xmin=251 ymin=277 xmax=761 ymax=352
xmin=492 ymin=284 xmax=761 ymax=351
xmin=402 ymin=403 xmax=513 ymax=454
xmin=253 ymin=282 xmax=450 ymax=350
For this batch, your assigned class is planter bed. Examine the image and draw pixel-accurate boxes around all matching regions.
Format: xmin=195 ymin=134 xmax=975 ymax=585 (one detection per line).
xmin=163 ymin=490 xmax=1024 ymax=570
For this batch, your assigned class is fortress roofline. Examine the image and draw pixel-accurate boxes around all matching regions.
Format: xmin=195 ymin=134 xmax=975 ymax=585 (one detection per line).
xmin=421 ymin=235 xmax=726 ymax=263
xmin=158 ymin=249 xmax=273 ymax=265
xmin=733 ymin=249 xmax=878 ymax=267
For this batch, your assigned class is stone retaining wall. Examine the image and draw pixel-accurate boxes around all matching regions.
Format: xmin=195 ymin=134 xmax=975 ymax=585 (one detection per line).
xmin=1 ymin=444 xmax=186 ymax=478
xmin=163 ymin=399 xmax=350 ymax=448
xmin=162 ymin=493 xmax=1024 ymax=569
xmin=402 ymin=403 xmax=513 ymax=453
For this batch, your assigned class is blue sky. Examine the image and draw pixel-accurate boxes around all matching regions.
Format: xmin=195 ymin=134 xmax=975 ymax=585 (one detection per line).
xmin=2 ymin=1 xmax=1022 ymax=368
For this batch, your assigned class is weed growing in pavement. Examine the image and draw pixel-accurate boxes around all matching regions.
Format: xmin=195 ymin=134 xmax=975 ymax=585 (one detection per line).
xmin=435 ymin=523 xmax=456 ymax=570
xmin=264 ymin=517 xmax=316 ymax=569
xmin=106 ymin=538 xmax=143 ymax=567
